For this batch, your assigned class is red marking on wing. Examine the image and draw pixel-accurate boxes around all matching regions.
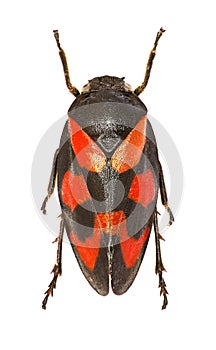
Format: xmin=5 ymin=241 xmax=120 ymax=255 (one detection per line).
xmin=111 ymin=115 xmax=147 ymax=173
xmin=128 ymin=169 xmax=155 ymax=207
xmin=75 ymin=246 xmax=99 ymax=271
xmin=120 ymin=227 xmax=150 ymax=269
xmin=62 ymin=170 xmax=91 ymax=211
xmin=68 ymin=118 xmax=106 ymax=172
xmin=70 ymin=228 xmax=100 ymax=270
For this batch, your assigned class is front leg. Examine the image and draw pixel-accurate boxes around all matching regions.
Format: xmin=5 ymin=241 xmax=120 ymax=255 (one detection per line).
xmin=159 ymin=161 xmax=174 ymax=226
xmin=134 ymin=28 xmax=165 ymax=96
xmin=41 ymin=148 xmax=59 ymax=215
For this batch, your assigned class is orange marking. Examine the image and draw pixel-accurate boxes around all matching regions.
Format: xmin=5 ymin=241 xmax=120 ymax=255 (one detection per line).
xmin=62 ymin=170 xmax=91 ymax=211
xmin=111 ymin=115 xmax=147 ymax=173
xmin=120 ymin=227 xmax=150 ymax=268
xmin=95 ymin=211 xmax=125 ymax=235
xmin=70 ymin=211 xmax=127 ymax=270
xmin=68 ymin=118 xmax=106 ymax=172
xmin=128 ymin=170 xmax=155 ymax=207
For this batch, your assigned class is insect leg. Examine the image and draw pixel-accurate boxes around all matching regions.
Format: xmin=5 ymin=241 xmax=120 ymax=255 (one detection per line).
xmin=134 ymin=27 xmax=165 ymax=96
xmin=153 ymin=209 xmax=168 ymax=310
xmin=42 ymin=217 xmax=64 ymax=310
xmin=159 ymin=161 xmax=174 ymax=225
xmin=41 ymin=148 xmax=59 ymax=215
xmin=53 ymin=30 xmax=80 ymax=97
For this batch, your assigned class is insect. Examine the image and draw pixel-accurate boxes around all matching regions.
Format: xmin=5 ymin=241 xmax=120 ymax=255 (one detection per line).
xmin=41 ymin=28 xmax=174 ymax=310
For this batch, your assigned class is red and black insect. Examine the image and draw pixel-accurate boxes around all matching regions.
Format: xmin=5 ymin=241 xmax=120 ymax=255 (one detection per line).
xmin=41 ymin=28 xmax=174 ymax=310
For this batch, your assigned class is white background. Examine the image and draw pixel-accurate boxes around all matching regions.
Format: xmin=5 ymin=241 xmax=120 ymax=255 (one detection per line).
xmin=1 ymin=0 xmax=215 ymax=349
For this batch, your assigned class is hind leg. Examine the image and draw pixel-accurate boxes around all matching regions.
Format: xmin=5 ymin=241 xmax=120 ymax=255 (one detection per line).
xmin=154 ymin=209 xmax=168 ymax=310
xmin=42 ymin=217 xmax=64 ymax=310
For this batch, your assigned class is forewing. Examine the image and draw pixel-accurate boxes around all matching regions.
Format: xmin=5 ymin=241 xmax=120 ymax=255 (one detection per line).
xmin=111 ymin=119 xmax=160 ymax=294
xmin=57 ymin=119 xmax=109 ymax=295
